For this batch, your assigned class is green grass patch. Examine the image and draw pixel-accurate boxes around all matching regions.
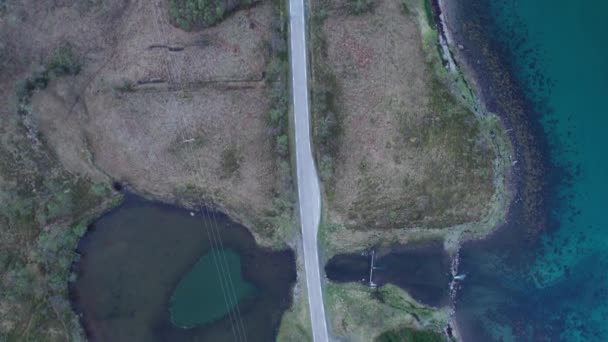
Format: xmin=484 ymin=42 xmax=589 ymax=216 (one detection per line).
xmin=324 ymin=283 xmax=448 ymax=341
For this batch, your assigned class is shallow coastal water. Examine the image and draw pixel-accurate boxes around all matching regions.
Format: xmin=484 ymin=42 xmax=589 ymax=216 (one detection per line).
xmin=70 ymin=194 xmax=296 ymax=341
xmin=325 ymin=242 xmax=451 ymax=308
xmin=445 ymin=0 xmax=608 ymax=340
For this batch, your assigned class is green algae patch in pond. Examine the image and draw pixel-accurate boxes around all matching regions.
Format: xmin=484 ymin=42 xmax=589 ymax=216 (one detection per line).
xmin=169 ymin=248 xmax=256 ymax=328
xmin=69 ymin=194 xmax=296 ymax=341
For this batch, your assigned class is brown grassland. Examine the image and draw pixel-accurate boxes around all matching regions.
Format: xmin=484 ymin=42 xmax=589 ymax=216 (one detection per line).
xmin=312 ymin=0 xmax=495 ymax=233
xmin=0 ymin=0 xmax=293 ymax=340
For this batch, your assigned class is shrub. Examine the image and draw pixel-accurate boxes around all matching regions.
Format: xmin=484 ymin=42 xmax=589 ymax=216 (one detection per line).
xmin=318 ymin=110 xmax=338 ymax=146
xmin=46 ymin=44 xmax=82 ymax=77
xmin=400 ymin=0 xmax=411 ymax=15
xmin=318 ymin=156 xmax=334 ymax=187
xmin=269 ymin=108 xmax=284 ymax=127
xmin=168 ymin=0 xmax=254 ymax=31
xmin=276 ymin=134 xmax=289 ymax=157
xmin=220 ymin=146 xmax=241 ymax=177
xmin=349 ymin=0 xmax=373 ymax=15
xmin=15 ymin=44 xmax=81 ymax=106
xmin=423 ymin=0 xmax=436 ymax=29
xmin=376 ymin=327 xmax=445 ymax=342
xmin=15 ymin=78 xmax=36 ymax=103
xmin=265 ymin=6 xmax=290 ymax=162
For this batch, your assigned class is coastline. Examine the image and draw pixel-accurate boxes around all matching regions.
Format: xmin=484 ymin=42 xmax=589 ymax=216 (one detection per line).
xmin=435 ymin=0 xmax=554 ymax=240
xmin=408 ymin=0 xmax=515 ymax=252
xmin=316 ymin=1 xmax=518 ymax=340
xmin=431 ymin=0 xmax=516 ymax=340
xmin=433 ymin=0 xmax=564 ymax=340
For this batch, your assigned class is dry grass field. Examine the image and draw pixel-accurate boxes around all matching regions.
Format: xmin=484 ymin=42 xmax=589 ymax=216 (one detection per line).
xmin=0 ymin=0 xmax=291 ymax=339
xmin=312 ymin=0 xmax=496 ymax=232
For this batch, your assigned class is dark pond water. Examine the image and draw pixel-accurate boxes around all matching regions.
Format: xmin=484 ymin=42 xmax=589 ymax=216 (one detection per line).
xmin=70 ymin=194 xmax=296 ymax=342
xmin=325 ymin=242 xmax=451 ymax=308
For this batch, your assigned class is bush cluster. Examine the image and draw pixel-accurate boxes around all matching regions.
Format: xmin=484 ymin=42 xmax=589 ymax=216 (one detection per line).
xmin=15 ymin=44 xmax=81 ymax=107
xmin=0 ymin=173 xmax=113 ymax=340
xmin=259 ymin=0 xmax=296 ymax=242
xmin=349 ymin=0 xmax=373 ymax=15
xmin=168 ymin=0 xmax=254 ymax=31
xmin=310 ymin=10 xmax=341 ymax=187
xmin=265 ymin=7 xmax=289 ymax=162
xmin=376 ymin=327 xmax=445 ymax=342
xmin=220 ymin=146 xmax=242 ymax=177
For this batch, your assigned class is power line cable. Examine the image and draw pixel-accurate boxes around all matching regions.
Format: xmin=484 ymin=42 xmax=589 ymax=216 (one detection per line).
xmin=146 ymin=1 xmax=247 ymax=340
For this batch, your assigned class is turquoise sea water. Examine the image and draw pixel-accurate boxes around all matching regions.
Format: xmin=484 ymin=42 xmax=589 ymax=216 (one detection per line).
xmin=493 ymin=0 xmax=608 ymax=290
xmin=450 ymin=0 xmax=608 ymax=340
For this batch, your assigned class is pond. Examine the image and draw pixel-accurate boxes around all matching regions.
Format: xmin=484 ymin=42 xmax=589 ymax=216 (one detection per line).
xmin=70 ymin=193 xmax=296 ymax=341
xmin=325 ymin=241 xmax=451 ymax=308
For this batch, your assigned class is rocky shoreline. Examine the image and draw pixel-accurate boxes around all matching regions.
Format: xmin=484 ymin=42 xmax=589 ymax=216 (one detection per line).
xmin=431 ymin=0 xmax=516 ymax=340
xmin=415 ymin=0 xmax=514 ymax=249
xmin=436 ymin=0 xmax=554 ymax=238
xmin=432 ymin=0 xmax=559 ymax=340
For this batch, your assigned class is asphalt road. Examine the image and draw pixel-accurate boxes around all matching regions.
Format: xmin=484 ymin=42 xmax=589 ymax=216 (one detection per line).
xmin=288 ymin=0 xmax=330 ymax=341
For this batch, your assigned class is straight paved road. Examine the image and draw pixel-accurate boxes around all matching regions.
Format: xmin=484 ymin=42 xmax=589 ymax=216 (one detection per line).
xmin=288 ymin=0 xmax=329 ymax=341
